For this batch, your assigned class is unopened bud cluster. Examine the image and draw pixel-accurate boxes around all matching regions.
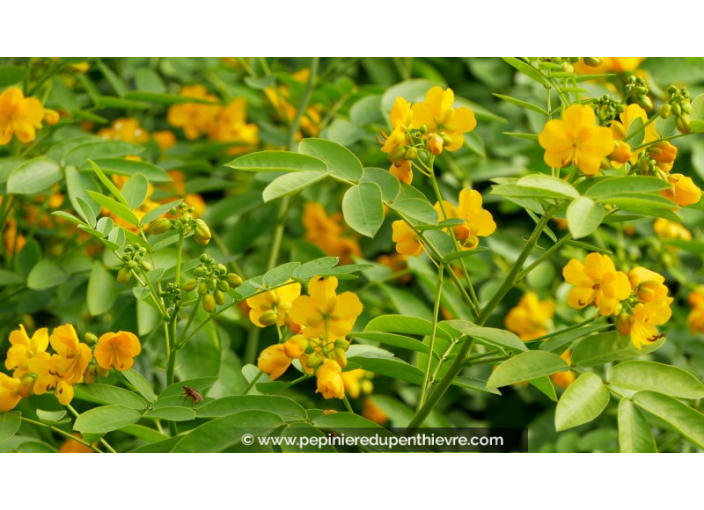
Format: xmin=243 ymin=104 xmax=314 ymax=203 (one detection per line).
xmin=150 ymin=201 xmax=212 ymax=246
xmin=182 ymin=254 xmax=242 ymax=313
xmin=625 ymin=76 xmax=653 ymax=110
xmin=660 ymin=85 xmax=692 ymax=134
xmin=117 ymin=244 xmax=151 ymax=283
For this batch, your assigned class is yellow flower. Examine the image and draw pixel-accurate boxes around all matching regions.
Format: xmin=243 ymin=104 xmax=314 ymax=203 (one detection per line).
xmin=302 ymin=203 xmax=361 ymax=265
xmin=628 ymin=267 xmax=669 ymax=303
xmin=0 ymin=373 xmax=22 ymax=412
xmin=435 ymin=189 xmax=496 ymax=250
xmin=505 ymin=292 xmax=555 ymax=341
xmin=98 ymin=118 xmax=149 ymax=143
xmin=283 ymin=335 xmax=308 ymax=359
xmin=208 ymin=98 xmax=259 ymax=153
xmin=392 ymin=220 xmax=422 ymax=257
xmin=167 ymin=85 xmax=221 ymax=140
xmin=49 ymin=324 xmax=93 ymax=384
xmin=94 ymin=331 xmax=142 ymax=371
xmin=688 ymin=287 xmax=704 ymax=334
xmin=362 ymin=397 xmax=388 ymax=424
xmin=340 ymin=368 xmax=366 ymax=399
xmin=289 ymin=276 xmax=363 ymax=339
xmin=411 ymin=86 xmax=476 ymax=151
xmin=246 ymin=281 xmax=302 ymax=328
xmin=653 ymin=218 xmax=691 ymax=241
xmin=661 ymin=174 xmax=702 ymax=207
xmin=0 ymin=87 xmax=45 ymax=145
xmin=539 ymin=104 xmax=614 ymax=175
xmin=59 ymin=433 xmax=95 ymax=453
xmin=649 ymin=141 xmax=678 ymax=173
xmin=153 ymin=130 xmax=176 ymax=150
xmin=608 ymin=105 xmax=655 ymax=166
xmin=629 ymin=297 xmax=673 ymax=349
xmin=315 ymin=359 xmax=344 ymax=399
xmin=55 ymin=380 xmax=74 ymax=406
xmin=390 ymin=96 xmax=413 ymax=129
xmin=551 ymin=351 xmax=576 ymax=389
xmin=5 ymin=324 xmax=49 ymax=378
xmin=390 ymin=160 xmax=413 ymax=184
xmin=563 ymin=253 xmax=631 ymax=316
xmin=257 ymin=344 xmax=292 ymax=381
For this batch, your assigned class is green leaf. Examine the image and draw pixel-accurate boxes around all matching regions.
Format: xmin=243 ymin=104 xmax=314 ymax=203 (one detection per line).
xmin=36 ymin=409 xmax=69 ymax=424
xmin=171 ymin=410 xmax=284 ymax=453
xmin=618 ymin=399 xmax=657 ymax=453
xmin=0 ymin=66 xmax=26 ymax=87
xmin=571 ymin=331 xmax=665 ymax=367
xmin=7 ymin=158 xmax=62 ymax=195
xmin=453 ymin=376 xmax=502 ymax=395
xmin=342 ymin=182 xmax=384 ymax=238
xmin=451 ymin=325 xmax=528 ymax=353
xmin=493 ymin=93 xmax=548 ymax=115
xmin=502 ymin=57 xmax=547 ymax=85
xmin=390 ymin=198 xmax=438 ymax=225
xmin=159 ymin=377 xmax=218 ymax=399
xmin=625 ymin=116 xmax=645 ymax=146
xmin=75 ymin=197 xmax=97 ymax=227
xmin=120 ymin=173 xmax=149 ymax=210
xmin=73 ymin=405 xmax=141 ymax=434
xmin=80 ymin=158 xmax=171 ymax=182
xmin=88 ymin=159 xmax=130 ymax=206
xmin=348 ymin=352 xmax=424 ymax=384
xmin=555 ymin=373 xmax=610 ymax=431
xmin=351 ymin=331 xmax=429 ymax=354
xmin=141 ymin=198 xmax=182 ymax=226
xmin=609 ymin=361 xmax=704 ymax=399
xmin=125 ymin=90 xmax=219 ymax=105
xmin=486 ymin=351 xmax=569 ymax=388
xmin=292 ymin=257 xmax=339 ymax=280
xmin=529 ymin=376 xmax=557 ymax=401
xmin=262 ymin=170 xmax=329 ymax=203
xmin=27 ymin=260 xmax=68 ymax=290
xmin=298 ymin=138 xmax=364 ymax=182
xmin=585 ymin=176 xmax=670 ymax=198
xmin=350 ymin=94 xmax=382 ymax=126
xmin=73 ymin=384 xmax=147 ymax=410
xmin=95 ymin=96 xmax=151 ymax=110
xmin=364 ymin=314 xmax=452 ymax=340
xmin=566 ymin=197 xmax=605 ymax=239
xmin=0 ymin=269 xmax=25 ymax=286
xmin=280 ymin=422 xmax=337 ymax=452
xmin=442 ymin=246 xmax=489 ymax=262
xmin=633 ymin=391 xmax=704 ymax=449
xmin=226 ymin=151 xmax=327 ymax=173
xmin=87 ymin=191 xmax=140 ymax=226
xmin=144 ymin=407 xmax=196 ymax=422
xmin=87 ymin=262 xmax=117 ymax=316
xmin=516 ymin=174 xmax=580 ymax=199
xmin=96 ymin=59 xmax=127 ymax=96
xmin=122 ymin=369 xmax=156 ymax=402
xmin=197 ymin=395 xmax=307 ymax=422
xmin=0 ymin=411 xmax=21 ymax=443
xmin=361 ymin=167 xmax=401 ymax=202
xmin=65 ymin=141 xmax=144 ymax=167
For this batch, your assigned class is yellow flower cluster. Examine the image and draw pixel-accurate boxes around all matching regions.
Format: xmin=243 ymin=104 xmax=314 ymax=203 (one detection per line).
xmin=255 ymin=276 xmax=363 ymax=399
xmin=167 ymin=85 xmax=259 ymax=151
xmin=302 ymin=202 xmax=361 ymax=265
xmin=382 ymin=86 xmax=477 ymax=184
xmin=687 ymin=287 xmax=704 ymax=335
xmin=653 ymin=218 xmax=691 ymax=242
xmin=563 ymin=253 xmax=672 ymax=349
xmin=97 ymin=117 xmax=176 ymax=152
xmin=573 ymin=57 xmax=645 ymax=75
xmin=0 ymin=87 xmax=58 ymax=145
xmin=505 ymin=292 xmax=556 ymax=341
xmin=1 ymin=324 xmax=141 ymax=411
xmin=264 ymin=69 xmax=321 ymax=139
xmin=392 ymin=189 xmax=496 ymax=256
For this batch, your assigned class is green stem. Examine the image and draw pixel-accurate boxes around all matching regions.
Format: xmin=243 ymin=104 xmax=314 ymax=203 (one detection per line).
xmin=516 ymin=232 xmax=572 ymax=282
xmin=524 ymin=316 xmax=602 ymax=344
xmin=343 ymin=395 xmax=355 ymax=413
xmin=243 ymin=371 xmax=263 ymax=395
xmin=418 ymin=266 xmax=444 ymax=409
xmin=20 ymin=416 xmax=103 ymax=453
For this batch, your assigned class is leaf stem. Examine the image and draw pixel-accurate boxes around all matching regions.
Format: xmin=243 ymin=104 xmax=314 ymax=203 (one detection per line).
xmin=418 ymin=266 xmax=444 ymax=409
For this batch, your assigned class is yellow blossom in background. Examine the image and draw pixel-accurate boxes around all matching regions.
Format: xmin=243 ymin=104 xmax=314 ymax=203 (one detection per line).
xmin=315 ymin=359 xmax=344 ymax=399
xmin=340 ymin=369 xmax=366 ymax=399
xmin=164 ymin=171 xmax=206 ymax=217
xmin=661 ymin=173 xmax=702 ymax=207
xmin=5 ymin=324 xmax=48 ymax=378
xmin=94 ymin=331 xmax=141 ymax=371
xmin=302 ymin=203 xmax=361 ymax=265
xmin=153 ymin=130 xmax=176 ymax=151
xmin=362 ymin=397 xmax=388 ymax=424
xmin=435 ymin=189 xmax=496 ymax=250
xmin=505 ymin=292 xmax=555 ymax=341
xmin=257 ymin=344 xmax=292 ymax=381
xmin=58 ymin=433 xmax=95 ymax=453
xmin=563 ymin=253 xmax=630 ymax=316
xmin=573 ymin=57 xmax=645 ymax=74
xmin=246 ymin=281 xmax=302 ymax=328
xmin=289 ymin=276 xmax=363 ymax=339
xmin=629 ymin=297 xmax=673 ymax=349
xmin=0 ymin=87 xmax=45 ymax=145
xmin=539 ymin=104 xmax=614 ymax=175
xmin=98 ymin=117 xmax=149 ymax=143
xmin=208 ymin=98 xmax=259 ymax=153
xmin=551 ymin=351 xmax=576 ymax=389
xmin=687 ymin=287 xmax=704 ymax=334
xmin=0 ymin=373 xmax=22 ymax=412
xmin=264 ymin=69 xmax=321 ymax=138
xmin=49 ymin=324 xmax=92 ymax=384
xmin=3 ymin=217 xmax=26 ymax=255
xmin=411 ymin=86 xmax=476 ymax=152
xmin=628 ymin=267 xmax=669 ymax=303
xmin=653 ymin=218 xmax=691 ymax=241
xmin=377 ymin=252 xmax=410 ymax=284
xmin=167 ymin=85 xmax=221 ymax=139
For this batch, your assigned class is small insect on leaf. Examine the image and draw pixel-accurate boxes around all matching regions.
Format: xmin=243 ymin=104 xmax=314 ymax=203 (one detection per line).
xmin=182 ymin=385 xmax=204 ymax=406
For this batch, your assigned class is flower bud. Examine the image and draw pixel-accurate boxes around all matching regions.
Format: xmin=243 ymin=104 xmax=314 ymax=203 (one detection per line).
xmin=616 ymin=313 xmax=632 ymax=336
xmin=97 ymin=366 xmax=110 ymax=378
xmin=117 ymin=267 xmax=132 ymax=283
xmin=330 ymin=348 xmax=348 ymax=369
xmin=208 ymin=279 xmax=217 ymax=292
xmin=149 ymin=218 xmax=172 ymax=235
xmin=258 ymin=310 xmax=278 ymax=326
xmin=198 ymin=282 xmax=208 ymax=295
xmin=140 ymin=260 xmax=152 ymax=272
xmin=284 ymin=335 xmax=308 ymax=359
xmin=218 ymin=280 xmax=229 ymax=292
xmin=194 ymin=219 xmax=211 ymax=245
xmin=427 ymin=134 xmax=443 ymax=155
xmin=44 ymin=109 xmax=60 ymax=126
xmin=84 ymin=333 xmax=98 ymax=346
xmin=183 ymin=279 xmax=198 ymax=292
xmin=404 ymin=147 xmax=417 ymax=160
xmin=659 ymin=104 xmax=671 ymax=119
xmin=214 ymin=289 xmax=226 ymax=306
xmin=202 ymin=294 xmax=216 ymax=313
xmin=226 ymin=273 xmax=243 ymax=287
xmin=583 ymin=57 xmax=602 ymax=67
xmin=636 ymin=95 xmax=653 ymax=110
xmin=675 ymin=115 xmax=691 ymax=134
xmin=83 ymin=365 xmax=97 ymax=385
xmin=609 ymin=141 xmax=632 ymax=165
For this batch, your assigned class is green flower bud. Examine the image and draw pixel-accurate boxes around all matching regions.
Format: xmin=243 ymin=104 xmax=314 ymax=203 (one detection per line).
xmin=226 ymin=273 xmax=243 ymax=287
xmin=198 ymin=282 xmax=208 ymax=295
xmin=84 ymin=333 xmax=98 ymax=346
xmin=583 ymin=57 xmax=602 ymax=67
xmin=140 ymin=260 xmax=152 ymax=272
xmin=636 ymin=95 xmax=653 ymax=110
xmin=258 ymin=310 xmax=278 ymax=326
xmin=208 ymin=279 xmax=217 ymax=292
xmin=183 ymin=279 xmax=198 ymax=292
xmin=214 ymin=290 xmax=226 ymax=306
xmin=216 ymin=264 xmax=227 ymax=275
xmin=202 ymin=294 xmax=216 ymax=313
xmin=194 ymin=219 xmax=212 ymax=246
xmin=659 ymin=104 xmax=671 ymax=119
xmin=676 ymin=115 xmax=691 ymax=134
xmin=117 ymin=267 xmax=132 ymax=283
xmin=218 ymin=280 xmax=230 ymax=292
xmin=149 ymin=218 xmax=172 ymax=235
